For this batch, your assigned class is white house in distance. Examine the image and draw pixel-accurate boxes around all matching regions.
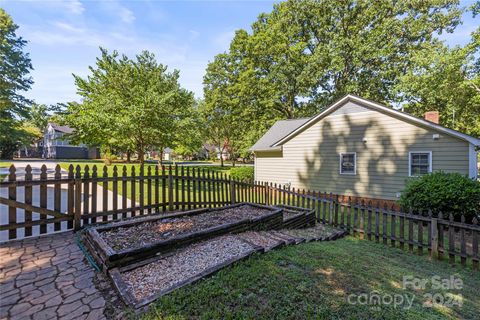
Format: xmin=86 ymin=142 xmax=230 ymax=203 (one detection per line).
xmin=251 ymin=95 xmax=480 ymax=203
xmin=43 ymin=123 xmax=100 ymax=159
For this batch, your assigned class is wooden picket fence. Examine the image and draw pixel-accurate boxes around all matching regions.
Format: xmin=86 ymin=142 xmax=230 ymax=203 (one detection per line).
xmin=0 ymin=164 xmax=478 ymax=270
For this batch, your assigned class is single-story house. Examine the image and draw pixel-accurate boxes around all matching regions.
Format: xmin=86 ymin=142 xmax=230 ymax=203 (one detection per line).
xmin=43 ymin=123 xmax=100 ymax=159
xmin=251 ymin=95 xmax=480 ymax=202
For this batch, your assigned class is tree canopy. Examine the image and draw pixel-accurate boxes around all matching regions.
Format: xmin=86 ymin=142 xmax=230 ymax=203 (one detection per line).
xmin=63 ymin=48 xmax=195 ymax=163
xmin=0 ymin=8 xmax=34 ymax=158
xmin=203 ymin=0 xmax=478 ymax=157
xmin=396 ymin=12 xmax=480 ymax=136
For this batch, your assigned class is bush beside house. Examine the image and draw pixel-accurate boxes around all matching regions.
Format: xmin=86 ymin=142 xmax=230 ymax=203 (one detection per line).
xmin=230 ymin=166 xmax=254 ymax=182
xmin=398 ymin=171 xmax=480 ymax=222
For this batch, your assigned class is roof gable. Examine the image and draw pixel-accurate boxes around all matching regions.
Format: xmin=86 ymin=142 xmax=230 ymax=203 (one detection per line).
xmin=272 ymin=95 xmax=480 ymax=147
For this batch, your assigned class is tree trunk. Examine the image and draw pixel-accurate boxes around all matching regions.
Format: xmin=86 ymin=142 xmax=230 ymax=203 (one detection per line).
xmin=138 ymin=149 xmax=144 ymax=165
xmin=126 ymin=151 xmax=131 ymax=163
xmin=220 ymin=152 xmax=224 ymax=167
xmin=230 ymin=146 xmax=236 ymax=167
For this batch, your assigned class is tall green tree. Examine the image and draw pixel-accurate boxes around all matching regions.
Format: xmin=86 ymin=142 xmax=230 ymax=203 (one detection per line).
xmin=64 ymin=48 xmax=195 ymax=163
xmin=203 ymin=36 xmax=251 ymax=166
xmin=249 ymin=0 xmax=462 ymax=113
xmin=198 ymin=99 xmax=230 ymax=167
xmin=396 ymin=34 xmax=480 ymax=137
xmin=394 ymin=3 xmax=480 ymax=137
xmin=203 ymin=0 xmax=464 ymax=156
xmin=0 ymin=8 xmax=34 ymax=158
xmin=174 ymin=100 xmax=204 ymax=160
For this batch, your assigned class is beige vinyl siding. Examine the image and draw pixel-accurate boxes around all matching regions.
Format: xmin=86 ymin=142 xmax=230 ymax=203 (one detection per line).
xmin=255 ymin=102 xmax=470 ymax=200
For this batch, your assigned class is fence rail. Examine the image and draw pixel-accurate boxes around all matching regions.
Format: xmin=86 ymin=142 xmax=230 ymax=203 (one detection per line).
xmin=0 ymin=164 xmax=478 ymax=270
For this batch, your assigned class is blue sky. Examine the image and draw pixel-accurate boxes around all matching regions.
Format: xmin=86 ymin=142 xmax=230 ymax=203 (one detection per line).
xmin=2 ymin=0 xmax=478 ymax=105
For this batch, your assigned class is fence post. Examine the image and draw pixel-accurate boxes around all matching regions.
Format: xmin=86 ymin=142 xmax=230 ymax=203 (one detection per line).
xmin=168 ymin=166 xmax=174 ymax=211
xmin=265 ymin=182 xmax=270 ymax=206
xmin=460 ymin=215 xmax=467 ymax=266
xmin=472 ymin=217 xmax=478 ymax=270
xmin=39 ymin=165 xmax=47 ymax=234
xmin=8 ymin=165 xmax=16 ymax=240
xmin=74 ymin=165 xmax=82 ymax=231
xmin=334 ymin=194 xmax=339 ymax=226
xmin=448 ymin=214 xmax=455 ymax=265
xmin=230 ymin=178 xmax=236 ymax=204
xmin=430 ymin=216 xmax=438 ymax=259
xmin=67 ymin=165 xmax=74 ymax=229
xmin=25 ymin=165 xmax=33 ymax=236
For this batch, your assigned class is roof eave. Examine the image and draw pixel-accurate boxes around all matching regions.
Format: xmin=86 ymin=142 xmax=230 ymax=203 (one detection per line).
xmin=250 ymin=146 xmax=282 ymax=152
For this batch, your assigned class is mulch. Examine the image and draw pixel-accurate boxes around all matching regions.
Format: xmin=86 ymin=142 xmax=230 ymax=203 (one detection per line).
xmin=100 ymin=205 xmax=273 ymax=250
xmin=121 ymin=235 xmax=254 ymax=301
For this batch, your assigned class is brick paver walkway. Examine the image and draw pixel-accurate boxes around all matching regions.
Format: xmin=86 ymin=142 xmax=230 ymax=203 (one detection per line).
xmin=0 ymin=232 xmax=106 ymax=320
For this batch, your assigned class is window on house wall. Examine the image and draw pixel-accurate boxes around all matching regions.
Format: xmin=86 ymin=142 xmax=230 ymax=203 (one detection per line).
xmin=409 ymin=151 xmax=432 ymax=176
xmin=340 ymin=153 xmax=356 ymax=175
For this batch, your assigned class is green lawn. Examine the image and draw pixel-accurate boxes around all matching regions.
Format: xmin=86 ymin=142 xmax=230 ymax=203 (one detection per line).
xmin=0 ymin=161 xmax=12 ymax=180
xmin=142 ymin=237 xmax=479 ymax=320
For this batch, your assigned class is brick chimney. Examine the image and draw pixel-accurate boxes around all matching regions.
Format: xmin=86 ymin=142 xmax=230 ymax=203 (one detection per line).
xmin=424 ymin=111 xmax=439 ymax=124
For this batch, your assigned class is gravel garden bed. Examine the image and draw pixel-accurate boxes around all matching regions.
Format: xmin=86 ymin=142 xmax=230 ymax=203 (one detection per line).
xmin=82 ymin=203 xmax=283 ymax=270
xmin=282 ymin=209 xmax=304 ymax=221
xmin=110 ymin=235 xmax=258 ymax=308
xmin=101 ymin=204 xmax=272 ymax=251
xmin=106 ymin=221 xmax=347 ymax=309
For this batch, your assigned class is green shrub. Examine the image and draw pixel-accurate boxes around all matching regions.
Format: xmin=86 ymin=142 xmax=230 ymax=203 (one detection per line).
xmin=398 ymin=171 xmax=480 ymax=222
xmin=230 ymin=166 xmax=254 ymax=182
xmin=0 ymin=140 xmax=18 ymax=159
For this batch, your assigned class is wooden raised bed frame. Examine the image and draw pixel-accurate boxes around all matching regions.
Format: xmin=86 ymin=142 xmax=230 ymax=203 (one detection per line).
xmin=82 ymin=203 xmax=283 ymax=270
xmin=109 ymin=237 xmax=263 ymax=310
xmin=275 ymin=204 xmax=316 ymax=229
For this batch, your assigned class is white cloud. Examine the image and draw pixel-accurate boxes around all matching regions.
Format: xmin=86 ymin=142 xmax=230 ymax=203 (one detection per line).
xmin=212 ymin=30 xmax=235 ymax=51
xmin=118 ymin=6 xmax=135 ymax=24
xmin=60 ymin=0 xmax=85 ymax=15
xmin=67 ymin=0 xmax=84 ymax=14
xmin=21 ymin=15 xmax=194 ymax=104
xmin=25 ymin=26 xmax=106 ymax=47
xmin=26 ymin=25 xmax=188 ymax=64
xmin=189 ymin=30 xmax=200 ymax=40
xmin=100 ymin=1 xmax=136 ymax=24
xmin=25 ymin=64 xmax=87 ymax=104
xmin=51 ymin=21 xmax=84 ymax=33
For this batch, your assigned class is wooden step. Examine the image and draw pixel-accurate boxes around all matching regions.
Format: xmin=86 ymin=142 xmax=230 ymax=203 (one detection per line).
xmin=236 ymin=231 xmax=284 ymax=252
xmin=268 ymin=230 xmax=305 ymax=245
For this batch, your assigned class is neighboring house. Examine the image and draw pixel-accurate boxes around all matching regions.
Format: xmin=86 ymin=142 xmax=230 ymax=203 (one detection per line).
xmin=202 ymin=143 xmax=230 ymax=161
xmin=163 ymin=148 xmax=173 ymax=161
xmin=251 ymin=94 xmax=480 ymax=202
xmin=43 ymin=123 xmax=100 ymax=159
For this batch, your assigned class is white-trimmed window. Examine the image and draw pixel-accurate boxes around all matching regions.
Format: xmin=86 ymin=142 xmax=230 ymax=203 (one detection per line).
xmin=409 ymin=151 xmax=432 ymax=176
xmin=340 ymin=153 xmax=356 ymax=175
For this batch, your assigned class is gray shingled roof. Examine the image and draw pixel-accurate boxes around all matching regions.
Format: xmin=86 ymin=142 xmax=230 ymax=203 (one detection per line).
xmin=250 ymin=118 xmax=310 ymax=151
xmin=50 ymin=123 xmax=75 ymax=134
